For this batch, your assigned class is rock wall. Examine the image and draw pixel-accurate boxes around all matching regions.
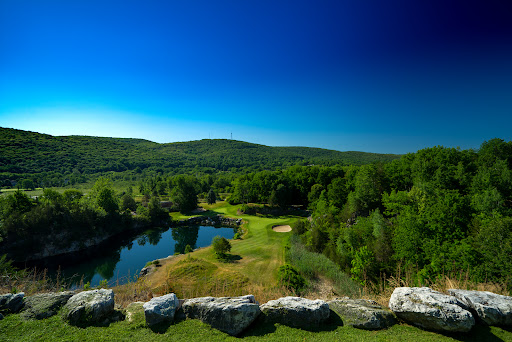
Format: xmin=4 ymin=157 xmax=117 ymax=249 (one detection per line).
xmin=2 ymin=287 xmax=511 ymax=336
xmin=173 ymin=215 xmax=242 ymax=228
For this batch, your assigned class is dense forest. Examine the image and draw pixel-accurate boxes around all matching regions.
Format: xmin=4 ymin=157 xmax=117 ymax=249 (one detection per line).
xmin=0 ymin=127 xmax=399 ymax=188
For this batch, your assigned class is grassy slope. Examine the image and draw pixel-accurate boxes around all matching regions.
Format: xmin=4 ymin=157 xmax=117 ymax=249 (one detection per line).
xmin=149 ymin=202 xmax=297 ymax=301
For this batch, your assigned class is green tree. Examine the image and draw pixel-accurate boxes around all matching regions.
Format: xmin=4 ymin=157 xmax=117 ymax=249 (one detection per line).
xmin=169 ymin=175 xmax=198 ymax=213
xmin=20 ymin=179 xmax=35 ymax=190
xmin=120 ymin=193 xmax=137 ymax=212
xmin=207 ymin=188 xmax=217 ymax=205
xmin=212 ymin=235 xmax=231 ymax=258
xmin=90 ymin=177 xmax=119 ymax=214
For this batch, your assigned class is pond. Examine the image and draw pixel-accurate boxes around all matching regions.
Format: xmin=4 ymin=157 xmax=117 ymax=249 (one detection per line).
xmin=44 ymin=225 xmax=236 ymax=287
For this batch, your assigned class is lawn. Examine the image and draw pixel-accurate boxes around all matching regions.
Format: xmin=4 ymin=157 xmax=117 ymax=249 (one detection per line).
xmin=1 ymin=307 xmax=511 ymax=342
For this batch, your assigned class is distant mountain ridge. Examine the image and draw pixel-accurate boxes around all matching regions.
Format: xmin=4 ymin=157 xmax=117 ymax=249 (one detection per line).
xmin=0 ymin=127 xmax=400 ymax=178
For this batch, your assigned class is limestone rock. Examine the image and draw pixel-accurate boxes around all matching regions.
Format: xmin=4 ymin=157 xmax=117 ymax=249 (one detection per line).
xmin=0 ymin=292 xmax=25 ymax=314
xmin=448 ymin=289 xmax=512 ymax=327
xmin=62 ymin=289 xmax=115 ymax=326
xmin=21 ymin=291 xmax=75 ymax=320
xmin=260 ymin=296 xmax=329 ymax=328
xmin=182 ymin=295 xmax=260 ymax=336
xmin=389 ymin=287 xmax=474 ymax=333
xmin=143 ymin=293 xmax=180 ymax=326
xmin=328 ymin=298 xmax=396 ymax=330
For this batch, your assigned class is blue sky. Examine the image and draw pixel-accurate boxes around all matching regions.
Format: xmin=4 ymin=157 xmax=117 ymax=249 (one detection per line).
xmin=1 ymin=0 xmax=512 ymax=154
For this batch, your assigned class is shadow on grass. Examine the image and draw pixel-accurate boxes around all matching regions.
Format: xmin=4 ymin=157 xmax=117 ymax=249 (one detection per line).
xmin=406 ymin=324 xmax=508 ymax=342
xmin=216 ymin=254 xmax=242 ymax=263
xmin=147 ymin=308 xmax=187 ymax=334
xmin=242 ymin=311 xmax=343 ymax=337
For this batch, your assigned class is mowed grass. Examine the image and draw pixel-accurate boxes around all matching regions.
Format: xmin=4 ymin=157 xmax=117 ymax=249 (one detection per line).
xmin=146 ymin=201 xmax=297 ymax=302
xmin=2 ymin=308 xmax=511 ymax=342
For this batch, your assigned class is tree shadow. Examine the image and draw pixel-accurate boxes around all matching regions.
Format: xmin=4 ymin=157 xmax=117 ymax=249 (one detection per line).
xmin=216 ymin=253 xmax=242 ymax=263
xmin=223 ymin=254 xmax=242 ymax=263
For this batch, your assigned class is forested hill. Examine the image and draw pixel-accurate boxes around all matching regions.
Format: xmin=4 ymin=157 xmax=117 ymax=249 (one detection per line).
xmin=0 ymin=127 xmax=399 ymax=184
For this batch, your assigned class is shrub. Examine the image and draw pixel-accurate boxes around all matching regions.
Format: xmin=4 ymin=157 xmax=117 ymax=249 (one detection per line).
xmin=212 ymin=236 xmax=231 ymax=258
xmin=277 ymin=264 xmax=306 ymax=293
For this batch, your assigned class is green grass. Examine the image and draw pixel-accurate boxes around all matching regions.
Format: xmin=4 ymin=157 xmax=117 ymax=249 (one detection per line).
xmin=147 ymin=202 xmax=300 ymax=301
xmin=287 ymin=235 xmax=360 ymax=297
xmin=1 ymin=309 xmax=511 ymax=342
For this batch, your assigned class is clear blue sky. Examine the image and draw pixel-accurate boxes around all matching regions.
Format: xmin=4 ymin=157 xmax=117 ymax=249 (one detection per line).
xmin=1 ymin=0 xmax=512 ymax=154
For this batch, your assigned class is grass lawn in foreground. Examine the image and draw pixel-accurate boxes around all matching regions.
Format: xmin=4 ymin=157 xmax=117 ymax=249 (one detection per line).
xmin=1 ymin=308 xmax=511 ymax=342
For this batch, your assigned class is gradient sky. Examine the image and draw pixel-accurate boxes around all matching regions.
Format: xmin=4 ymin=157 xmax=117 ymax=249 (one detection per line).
xmin=1 ymin=0 xmax=512 ymax=154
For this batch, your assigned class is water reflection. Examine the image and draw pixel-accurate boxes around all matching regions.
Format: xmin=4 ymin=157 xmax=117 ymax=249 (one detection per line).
xmin=172 ymin=226 xmax=199 ymax=254
xmin=42 ymin=225 xmax=234 ymax=287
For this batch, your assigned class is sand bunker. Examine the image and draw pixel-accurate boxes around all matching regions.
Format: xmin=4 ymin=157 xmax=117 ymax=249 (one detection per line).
xmin=272 ymin=225 xmax=292 ymax=233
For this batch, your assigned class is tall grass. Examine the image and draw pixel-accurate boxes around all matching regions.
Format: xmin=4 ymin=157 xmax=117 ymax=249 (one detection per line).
xmin=163 ymin=256 xmax=294 ymax=303
xmin=286 ymin=235 xmax=360 ymax=298
xmin=367 ymin=263 xmax=510 ymax=307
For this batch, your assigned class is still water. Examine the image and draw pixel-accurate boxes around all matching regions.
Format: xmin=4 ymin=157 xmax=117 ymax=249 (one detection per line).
xmin=49 ymin=225 xmax=235 ymax=287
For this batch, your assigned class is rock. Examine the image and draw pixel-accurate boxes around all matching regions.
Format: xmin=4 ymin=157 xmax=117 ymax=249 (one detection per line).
xmin=260 ymin=296 xmax=329 ymax=328
xmin=21 ymin=291 xmax=75 ymax=320
xmin=62 ymin=289 xmax=115 ymax=326
xmin=0 ymin=292 xmax=25 ymax=314
xmin=143 ymin=293 xmax=180 ymax=326
xmin=139 ymin=267 xmax=150 ymax=277
xmin=389 ymin=287 xmax=474 ymax=333
xmin=182 ymin=295 xmax=260 ymax=336
xmin=126 ymin=302 xmax=145 ymax=322
xmin=448 ymin=289 xmax=512 ymax=327
xmin=328 ymin=298 xmax=396 ymax=329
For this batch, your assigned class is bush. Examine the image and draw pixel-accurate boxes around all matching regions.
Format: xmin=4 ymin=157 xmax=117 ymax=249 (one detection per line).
xmin=277 ymin=264 xmax=306 ymax=293
xmin=212 ymin=236 xmax=231 ymax=258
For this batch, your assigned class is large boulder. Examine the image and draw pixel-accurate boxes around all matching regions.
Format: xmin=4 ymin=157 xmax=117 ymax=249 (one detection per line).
xmin=62 ymin=289 xmax=115 ymax=326
xmin=448 ymin=289 xmax=512 ymax=327
xmin=0 ymin=292 xmax=24 ymax=314
xmin=182 ymin=295 xmax=260 ymax=336
xmin=328 ymin=298 xmax=396 ymax=330
xmin=21 ymin=291 xmax=75 ymax=320
xmin=143 ymin=293 xmax=180 ymax=327
xmin=260 ymin=296 xmax=329 ymax=328
xmin=389 ymin=287 xmax=474 ymax=333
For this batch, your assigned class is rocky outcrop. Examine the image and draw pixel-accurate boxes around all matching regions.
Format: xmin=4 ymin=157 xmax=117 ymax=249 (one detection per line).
xmin=143 ymin=293 xmax=180 ymax=327
xmin=182 ymin=295 xmax=260 ymax=336
xmin=176 ymin=215 xmax=242 ymax=228
xmin=0 ymin=292 xmax=25 ymax=314
xmin=260 ymin=296 xmax=330 ymax=328
xmin=21 ymin=291 xmax=75 ymax=320
xmin=62 ymin=289 xmax=116 ymax=326
xmin=328 ymin=298 xmax=396 ymax=330
xmin=448 ymin=289 xmax=512 ymax=327
xmin=389 ymin=287 xmax=474 ymax=333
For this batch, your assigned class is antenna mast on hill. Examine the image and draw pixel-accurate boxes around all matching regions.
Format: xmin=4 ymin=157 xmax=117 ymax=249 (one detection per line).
xmin=231 ymin=132 xmax=232 ymax=140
